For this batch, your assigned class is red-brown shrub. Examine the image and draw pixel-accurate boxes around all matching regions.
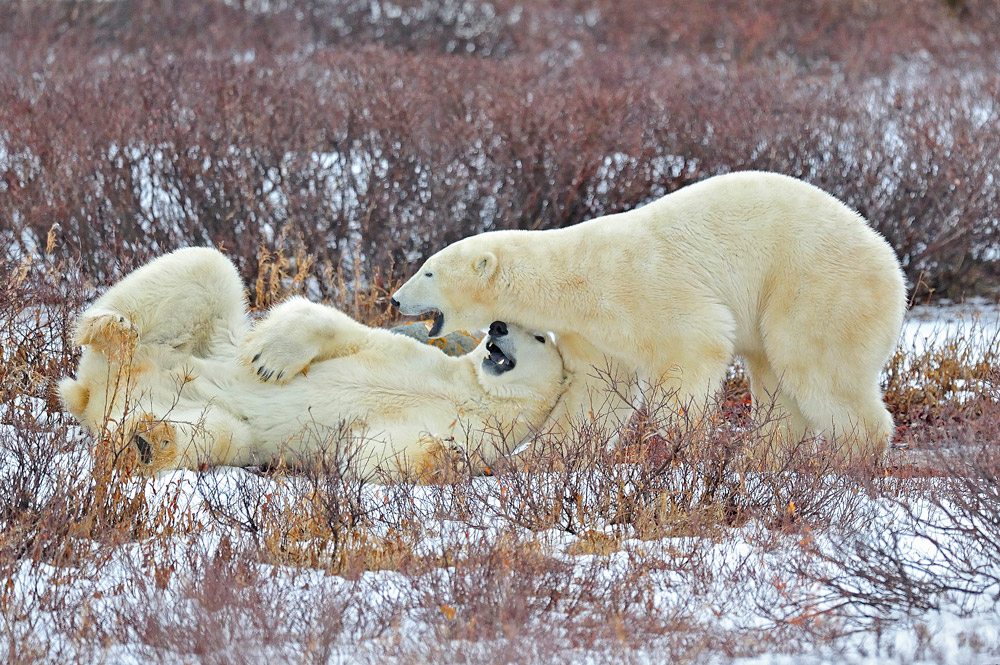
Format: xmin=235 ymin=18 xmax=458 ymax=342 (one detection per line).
xmin=2 ymin=0 xmax=999 ymax=300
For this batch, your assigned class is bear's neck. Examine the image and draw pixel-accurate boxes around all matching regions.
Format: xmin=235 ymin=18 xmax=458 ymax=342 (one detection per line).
xmin=495 ymin=231 xmax=598 ymax=332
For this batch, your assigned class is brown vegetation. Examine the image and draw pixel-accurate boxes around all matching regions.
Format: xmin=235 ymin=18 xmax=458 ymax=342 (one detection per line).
xmin=2 ymin=249 xmax=998 ymax=662
xmin=2 ymin=1 xmax=1000 ymax=662
xmin=2 ymin=0 xmax=999 ymax=299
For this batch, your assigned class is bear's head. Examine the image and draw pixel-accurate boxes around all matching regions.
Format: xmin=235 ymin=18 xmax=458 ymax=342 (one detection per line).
xmin=59 ymin=342 xmax=201 ymax=476
xmin=471 ymin=320 xmax=566 ymax=402
xmin=391 ymin=237 xmax=500 ymax=338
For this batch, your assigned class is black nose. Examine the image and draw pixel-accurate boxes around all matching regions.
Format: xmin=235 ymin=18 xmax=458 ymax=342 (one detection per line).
xmin=390 ymin=297 xmax=400 ymax=309
xmin=489 ymin=321 xmax=508 ymax=337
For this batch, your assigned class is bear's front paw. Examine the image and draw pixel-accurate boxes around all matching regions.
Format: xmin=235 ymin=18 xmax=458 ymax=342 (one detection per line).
xmin=74 ymin=312 xmax=139 ymax=358
xmin=239 ymin=323 xmax=321 ymax=385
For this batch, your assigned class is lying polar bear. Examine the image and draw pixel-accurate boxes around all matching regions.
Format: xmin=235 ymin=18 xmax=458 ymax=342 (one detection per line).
xmin=390 ymin=171 xmax=906 ymax=459
xmin=58 ymin=247 xmax=568 ymax=478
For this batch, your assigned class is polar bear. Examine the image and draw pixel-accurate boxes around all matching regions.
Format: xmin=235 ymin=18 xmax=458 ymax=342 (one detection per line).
xmin=59 ymin=248 xmax=567 ymax=478
xmin=390 ymin=171 xmax=906 ymax=459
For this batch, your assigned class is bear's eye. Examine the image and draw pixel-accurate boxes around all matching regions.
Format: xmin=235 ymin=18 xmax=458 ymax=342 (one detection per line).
xmin=534 ymin=335 xmax=546 ymax=344
xmin=424 ymin=271 xmax=433 ymax=277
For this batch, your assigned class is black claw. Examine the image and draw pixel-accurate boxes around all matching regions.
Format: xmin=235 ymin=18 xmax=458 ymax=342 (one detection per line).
xmin=276 ymin=371 xmax=284 ymax=381
xmin=252 ymin=353 xmax=261 ymax=363
xmin=265 ymin=370 xmax=274 ymax=381
xmin=257 ymin=366 xmax=266 ymax=377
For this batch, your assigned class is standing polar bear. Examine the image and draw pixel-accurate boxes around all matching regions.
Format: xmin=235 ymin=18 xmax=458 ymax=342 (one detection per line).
xmin=59 ymin=248 xmax=567 ymax=478
xmin=391 ymin=171 xmax=906 ymax=458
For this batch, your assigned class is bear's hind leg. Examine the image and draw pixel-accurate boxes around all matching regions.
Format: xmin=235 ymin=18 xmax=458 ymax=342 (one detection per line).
xmin=761 ymin=315 xmax=896 ymax=464
xmin=134 ymin=247 xmax=249 ymax=355
xmin=75 ymin=247 xmax=248 ymax=357
xmin=58 ymin=377 xmax=91 ymax=421
xmin=794 ymin=387 xmax=892 ymax=462
xmin=742 ymin=354 xmax=812 ymax=464
xmin=757 ymin=262 xmax=902 ymax=465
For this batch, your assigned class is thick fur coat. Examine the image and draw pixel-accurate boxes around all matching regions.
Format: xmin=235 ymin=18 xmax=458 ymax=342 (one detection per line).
xmin=59 ymin=248 xmax=567 ymax=478
xmin=391 ymin=171 xmax=906 ymax=457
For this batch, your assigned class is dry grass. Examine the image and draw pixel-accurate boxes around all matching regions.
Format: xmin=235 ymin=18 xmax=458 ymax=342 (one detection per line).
xmin=3 ymin=1 xmax=1000 ymax=661
xmin=2 ymin=247 xmax=998 ymax=663
xmin=2 ymin=2 xmax=999 ymax=301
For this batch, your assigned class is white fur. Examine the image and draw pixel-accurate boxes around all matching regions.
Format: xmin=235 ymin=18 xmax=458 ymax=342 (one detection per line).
xmin=59 ymin=248 xmax=567 ymax=478
xmin=391 ymin=171 xmax=906 ymax=457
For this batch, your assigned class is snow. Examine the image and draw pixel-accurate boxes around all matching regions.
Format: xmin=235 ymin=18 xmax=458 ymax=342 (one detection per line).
xmin=901 ymin=298 xmax=1000 ymax=356
xmin=2 ymin=302 xmax=1000 ymax=663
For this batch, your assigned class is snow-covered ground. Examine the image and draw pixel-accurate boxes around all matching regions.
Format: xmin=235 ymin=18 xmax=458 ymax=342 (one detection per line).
xmin=2 ymin=302 xmax=999 ymax=664
xmin=902 ymin=298 xmax=1000 ymax=355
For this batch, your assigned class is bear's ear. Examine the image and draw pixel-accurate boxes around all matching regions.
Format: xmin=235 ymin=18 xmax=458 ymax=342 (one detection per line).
xmin=474 ymin=252 xmax=497 ymax=279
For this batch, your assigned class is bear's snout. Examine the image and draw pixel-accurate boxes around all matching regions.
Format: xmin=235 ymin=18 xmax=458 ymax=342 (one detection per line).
xmin=133 ymin=434 xmax=153 ymax=464
xmin=489 ymin=321 xmax=508 ymax=337
xmin=389 ymin=297 xmax=400 ymax=309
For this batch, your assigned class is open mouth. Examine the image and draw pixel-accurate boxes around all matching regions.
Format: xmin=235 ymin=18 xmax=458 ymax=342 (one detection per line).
xmin=426 ymin=310 xmax=445 ymax=337
xmin=482 ymin=339 xmax=516 ymax=375
xmin=132 ymin=433 xmax=154 ymax=465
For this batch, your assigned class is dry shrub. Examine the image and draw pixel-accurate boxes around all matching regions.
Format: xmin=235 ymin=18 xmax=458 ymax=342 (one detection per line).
xmin=2 ymin=271 xmax=997 ymax=662
xmin=4 ymin=0 xmax=999 ymax=66
xmin=883 ymin=315 xmax=1000 ymax=451
xmin=193 ymin=432 xmax=421 ymax=576
xmin=2 ymin=234 xmax=996 ymax=664
xmin=0 ymin=253 xmax=150 ymax=548
xmin=751 ymin=370 xmax=1000 ymax=641
xmin=473 ymin=375 xmax=878 ymax=546
xmin=767 ymin=436 xmax=1000 ymax=639
xmin=2 ymin=1 xmax=1000 ymax=661
xmin=402 ymin=529 xmax=702 ymax=663
xmin=3 ymin=2 xmax=999 ymax=301
xmin=0 ymin=252 xmax=205 ymax=661
xmin=90 ymin=535 xmax=405 ymax=665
